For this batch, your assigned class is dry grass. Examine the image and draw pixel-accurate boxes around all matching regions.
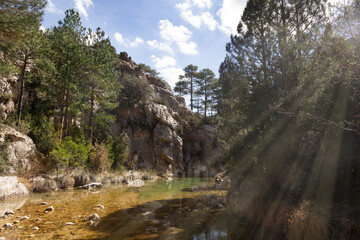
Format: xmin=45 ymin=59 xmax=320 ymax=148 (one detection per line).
xmin=286 ymin=202 xmax=328 ymax=240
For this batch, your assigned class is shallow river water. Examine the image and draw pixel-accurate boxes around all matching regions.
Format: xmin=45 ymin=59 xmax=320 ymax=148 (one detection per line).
xmin=0 ymin=178 xmax=232 ymax=240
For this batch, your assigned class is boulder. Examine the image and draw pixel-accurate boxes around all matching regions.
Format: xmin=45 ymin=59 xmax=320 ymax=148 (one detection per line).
xmin=0 ymin=176 xmax=29 ymax=200
xmin=0 ymin=125 xmax=37 ymax=172
xmin=30 ymin=177 xmax=57 ymax=193
xmin=145 ymin=103 xmax=178 ymax=129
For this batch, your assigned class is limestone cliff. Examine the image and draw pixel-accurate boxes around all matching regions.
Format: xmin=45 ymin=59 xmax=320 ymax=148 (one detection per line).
xmin=114 ymin=52 xmax=222 ymax=177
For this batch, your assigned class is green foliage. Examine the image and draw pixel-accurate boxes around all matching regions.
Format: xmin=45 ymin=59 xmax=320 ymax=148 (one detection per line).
xmin=174 ymin=75 xmax=189 ymax=96
xmin=89 ymin=143 xmax=110 ymax=173
xmin=0 ymin=142 xmax=9 ymax=173
xmin=30 ymin=116 xmax=57 ymax=154
xmin=107 ymin=133 xmax=130 ymax=171
xmin=119 ymin=73 xmax=152 ymax=109
xmin=50 ymin=136 xmax=90 ymax=169
xmin=139 ymin=63 xmax=160 ymax=77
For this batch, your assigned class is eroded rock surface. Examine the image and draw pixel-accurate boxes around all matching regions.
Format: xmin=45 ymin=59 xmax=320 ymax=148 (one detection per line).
xmin=0 ymin=125 xmax=37 ymax=172
xmin=0 ymin=176 xmax=29 ymax=200
xmin=115 ymin=52 xmax=222 ymax=177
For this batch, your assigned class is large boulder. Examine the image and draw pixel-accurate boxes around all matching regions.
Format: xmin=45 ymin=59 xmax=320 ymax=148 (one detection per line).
xmin=0 ymin=125 xmax=37 ymax=172
xmin=0 ymin=176 xmax=29 ymax=200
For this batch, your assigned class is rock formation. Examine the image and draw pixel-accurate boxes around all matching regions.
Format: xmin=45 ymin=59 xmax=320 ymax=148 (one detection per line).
xmin=115 ymin=52 xmax=222 ymax=177
xmin=0 ymin=125 xmax=37 ymax=173
xmin=0 ymin=176 xmax=29 ymax=200
xmin=0 ymin=76 xmax=16 ymax=119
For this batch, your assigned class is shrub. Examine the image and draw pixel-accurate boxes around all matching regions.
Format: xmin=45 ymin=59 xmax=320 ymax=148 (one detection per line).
xmin=50 ymin=136 xmax=90 ymax=170
xmin=107 ymin=133 xmax=130 ymax=171
xmin=30 ymin=116 xmax=57 ymax=154
xmin=89 ymin=143 xmax=110 ymax=173
xmin=0 ymin=146 xmax=8 ymax=173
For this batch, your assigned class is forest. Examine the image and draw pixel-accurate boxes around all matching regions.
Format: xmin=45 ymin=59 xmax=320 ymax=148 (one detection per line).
xmin=1 ymin=0 xmax=360 ymax=239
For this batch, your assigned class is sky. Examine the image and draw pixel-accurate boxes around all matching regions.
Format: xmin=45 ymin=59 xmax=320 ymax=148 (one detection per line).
xmin=42 ymin=0 xmax=341 ymax=90
xmin=41 ymin=0 xmax=247 ymax=89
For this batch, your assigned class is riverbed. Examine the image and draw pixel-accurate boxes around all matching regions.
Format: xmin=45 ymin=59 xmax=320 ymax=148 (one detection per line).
xmin=0 ymin=178 xmax=229 ymax=239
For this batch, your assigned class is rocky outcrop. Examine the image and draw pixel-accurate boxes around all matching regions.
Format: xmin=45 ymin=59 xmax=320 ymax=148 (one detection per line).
xmin=0 ymin=76 xmax=16 ymax=119
xmin=0 ymin=125 xmax=37 ymax=173
xmin=0 ymin=176 xmax=29 ymax=200
xmin=115 ymin=52 xmax=221 ymax=177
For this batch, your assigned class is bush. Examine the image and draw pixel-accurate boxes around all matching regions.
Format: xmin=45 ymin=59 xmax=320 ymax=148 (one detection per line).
xmin=89 ymin=143 xmax=110 ymax=173
xmin=107 ymin=133 xmax=130 ymax=171
xmin=30 ymin=116 xmax=57 ymax=154
xmin=50 ymin=136 xmax=90 ymax=170
xmin=0 ymin=146 xmax=8 ymax=173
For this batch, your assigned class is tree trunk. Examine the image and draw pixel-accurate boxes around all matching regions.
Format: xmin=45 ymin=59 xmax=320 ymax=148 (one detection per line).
xmin=89 ymin=86 xmax=95 ymax=144
xmin=190 ymin=76 xmax=193 ymax=110
xmin=16 ymin=53 xmax=28 ymax=125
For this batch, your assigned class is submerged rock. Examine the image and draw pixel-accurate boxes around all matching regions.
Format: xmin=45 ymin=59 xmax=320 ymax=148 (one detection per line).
xmin=95 ymin=205 xmax=105 ymax=210
xmin=44 ymin=206 xmax=54 ymax=212
xmin=128 ymin=179 xmax=145 ymax=187
xmin=2 ymin=223 xmax=14 ymax=229
xmin=4 ymin=210 xmax=14 ymax=216
xmin=85 ymin=213 xmax=100 ymax=222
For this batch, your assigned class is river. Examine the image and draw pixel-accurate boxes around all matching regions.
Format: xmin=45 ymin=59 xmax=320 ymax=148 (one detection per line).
xmin=0 ymin=178 xmax=230 ymax=240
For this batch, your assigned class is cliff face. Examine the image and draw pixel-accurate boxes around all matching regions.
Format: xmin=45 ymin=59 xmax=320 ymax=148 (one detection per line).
xmin=115 ymin=52 xmax=222 ymax=177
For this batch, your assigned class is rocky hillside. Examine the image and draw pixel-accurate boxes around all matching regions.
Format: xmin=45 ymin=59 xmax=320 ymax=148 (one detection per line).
xmin=112 ymin=52 xmax=222 ymax=177
xmin=0 ymin=52 xmax=222 ymax=178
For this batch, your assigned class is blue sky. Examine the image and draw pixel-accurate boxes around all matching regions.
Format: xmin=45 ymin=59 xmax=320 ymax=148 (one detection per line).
xmin=42 ymin=0 xmax=248 ymax=88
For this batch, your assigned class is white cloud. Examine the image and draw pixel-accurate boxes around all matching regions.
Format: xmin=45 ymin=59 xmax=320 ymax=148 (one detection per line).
xmin=150 ymin=55 xmax=183 ymax=88
xmin=193 ymin=0 xmax=212 ymax=9
xmin=179 ymin=10 xmax=217 ymax=30
xmin=159 ymin=20 xmax=192 ymax=43
xmin=217 ymin=0 xmax=245 ymax=35
xmin=176 ymin=0 xmax=212 ymax=10
xmin=177 ymin=41 xmax=198 ymax=55
xmin=158 ymin=20 xmax=198 ymax=55
xmin=39 ymin=26 xmax=46 ymax=32
xmin=114 ymin=32 xmax=144 ymax=48
xmin=74 ymin=0 xmax=93 ymax=19
xmin=130 ymin=37 xmax=144 ymax=47
xmin=176 ymin=0 xmax=217 ymax=31
xmin=147 ymin=40 xmax=173 ymax=55
xmin=151 ymin=55 xmax=177 ymax=69
xmin=114 ymin=32 xmax=125 ymax=44
xmin=159 ymin=67 xmax=185 ymax=88
xmin=45 ymin=0 xmax=62 ymax=14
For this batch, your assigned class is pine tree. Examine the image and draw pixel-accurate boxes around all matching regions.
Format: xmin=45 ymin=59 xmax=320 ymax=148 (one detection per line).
xmin=174 ymin=75 xmax=189 ymax=96
xmin=195 ymin=68 xmax=215 ymax=118
xmin=83 ymin=27 xmax=118 ymax=143
xmin=48 ymin=9 xmax=88 ymax=138
xmin=183 ymin=64 xmax=198 ymax=111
